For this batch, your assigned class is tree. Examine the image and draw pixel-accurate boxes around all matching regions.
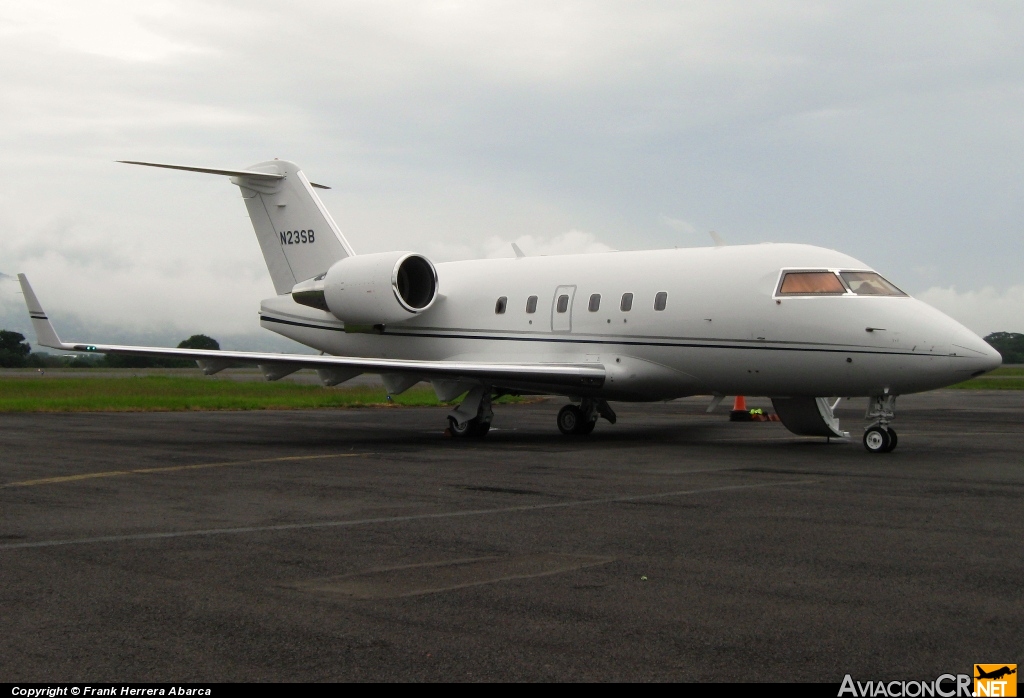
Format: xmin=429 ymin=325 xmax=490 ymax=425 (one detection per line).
xmin=983 ymin=332 xmax=1024 ymax=364
xmin=0 ymin=330 xmax=32 ymax=368
xmin=177 ymin=334 xmax=220 ymax=350
xmin=102 ymin=334 xmax=220 ymax=368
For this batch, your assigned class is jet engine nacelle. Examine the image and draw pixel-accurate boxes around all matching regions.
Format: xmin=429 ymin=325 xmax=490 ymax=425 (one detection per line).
xmin=291 ymin=251 xmax=438 ymax=326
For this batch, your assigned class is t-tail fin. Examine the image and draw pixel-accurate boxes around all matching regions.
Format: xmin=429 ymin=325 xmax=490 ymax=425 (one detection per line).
xmin=120 ymin=159 xmax=355 ymax=294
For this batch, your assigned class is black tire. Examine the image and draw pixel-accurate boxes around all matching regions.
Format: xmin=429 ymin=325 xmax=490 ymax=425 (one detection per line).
xmin=883 ymin=427 xmax=898 ymax=452
xmin=448 ymin=416 xmax=490 ymax=438
xmin=863 ymin=425 xmax=891 ymax=453
xmin=557 ymin=405 xmax=584 ymax=435
xmin=579 ymin=419 xmax=596 ymax=435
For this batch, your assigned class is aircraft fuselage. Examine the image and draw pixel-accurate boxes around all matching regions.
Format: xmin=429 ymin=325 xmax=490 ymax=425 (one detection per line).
xmin=259 ymin=242 xmax=998 ymax=401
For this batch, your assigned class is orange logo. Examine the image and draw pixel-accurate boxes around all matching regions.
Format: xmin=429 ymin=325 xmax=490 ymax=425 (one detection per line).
xmin=975 ymin=665 xmax=1017 ymax=697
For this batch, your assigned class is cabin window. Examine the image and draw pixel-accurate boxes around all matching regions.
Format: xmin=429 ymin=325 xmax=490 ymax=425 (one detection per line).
xmin=654 ymin=291 xmax=668 ymax=311
xmin=526 ymin=295 xmax=538 ymax=313
xmin=495 ymin=296 xmax=507 ymax=314
xmin=839 ymin=271 xmax=906 ymax=297
xmin=778 ymin=271 xmax=846 ymax=295
xmin=556 ymin=294 xmax=569 ymax=313
xmin=620 ymin=293 xmax=633 ymax=311
xmin=588 ymin=294 xmax=601 ymax=312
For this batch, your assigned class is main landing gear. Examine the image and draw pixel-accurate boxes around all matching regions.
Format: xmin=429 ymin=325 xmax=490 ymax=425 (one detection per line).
xmin=447 ymin=389 xmax=617 ymax=438
xmin=447 ymin=385 xmax=493 ymax=438
xmin=863 ymin=394 xmax=898 ymax=453
xmin=557 ymin=399 xmax=616 ymax=436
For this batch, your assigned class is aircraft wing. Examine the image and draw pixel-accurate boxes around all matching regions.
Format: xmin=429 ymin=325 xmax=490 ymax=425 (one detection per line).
xmin=18 ymin=275 xmax=604 ymax=391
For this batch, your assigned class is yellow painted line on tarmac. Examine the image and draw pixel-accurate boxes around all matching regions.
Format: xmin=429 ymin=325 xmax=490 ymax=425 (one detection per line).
xmin=1 ymin=452 xmax=373 ymax=489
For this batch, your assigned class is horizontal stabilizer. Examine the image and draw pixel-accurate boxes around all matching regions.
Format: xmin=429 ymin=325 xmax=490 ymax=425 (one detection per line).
xmin=124 ymin=158 xmax=346 ymax=293
xmin=118 ymin=161 xmax=283 ymax=180
xmin=118 ymin=161 xmax=330 ymax=189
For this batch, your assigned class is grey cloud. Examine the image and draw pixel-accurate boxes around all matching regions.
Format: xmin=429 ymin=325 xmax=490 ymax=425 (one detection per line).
xmin=1 ymin=1 xmax=1023 ymax=337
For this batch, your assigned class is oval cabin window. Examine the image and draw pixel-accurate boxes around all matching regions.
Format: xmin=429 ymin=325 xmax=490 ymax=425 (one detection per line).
xmin=589 ymin=294 xmax=601 ymax=312
xmin=654 ymin=292 xmax=668 ymax=311
xmin=495 ymin=296 xmax=507 ymax=314
xmin=620 ymin=293 xmax=633 ymax=311
xmin=526 ymin=295 xmax=538 ymax=313
xmin=556 ymin=294 xmax=569 ymax=313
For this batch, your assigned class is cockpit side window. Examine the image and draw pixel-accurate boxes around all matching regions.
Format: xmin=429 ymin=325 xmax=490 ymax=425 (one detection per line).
xmin=778 ymin=271 xmax=846 ymax=295
xmin=839 ymin=271 xmax=906 ymax=296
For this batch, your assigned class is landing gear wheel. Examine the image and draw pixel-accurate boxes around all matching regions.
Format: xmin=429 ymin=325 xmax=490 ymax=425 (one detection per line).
xmin=448 ymin=416 xmax=490 ymax=438
xmin=557 ymin=405 xmax=584 ymax=435
xmin=557 ymin=405 xmax=596 ymax=435
xmin=883 ymin=427 xmax=898 ymax=452
xmin=863 ymin=425 xmax=891 ymax=454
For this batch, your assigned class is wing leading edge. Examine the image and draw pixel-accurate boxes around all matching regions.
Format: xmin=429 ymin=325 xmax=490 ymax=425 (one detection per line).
xmin=17 ymin=275 xmax=604 ymax=391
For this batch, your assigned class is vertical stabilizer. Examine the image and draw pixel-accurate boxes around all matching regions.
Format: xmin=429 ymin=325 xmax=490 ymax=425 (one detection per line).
xmin=120 ymin=159 xmax=356 ymax=294
xmin=231 ymin=160 xmax=355 ymax=293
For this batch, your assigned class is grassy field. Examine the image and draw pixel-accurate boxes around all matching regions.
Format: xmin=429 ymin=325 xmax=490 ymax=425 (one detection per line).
xmin=0 ymin=376 xmax=527 ymax=412
xmin=950 ymin=366 xmax=1024 ymax=390
xmin=0 ymin=366 xmax=1018 ymax=412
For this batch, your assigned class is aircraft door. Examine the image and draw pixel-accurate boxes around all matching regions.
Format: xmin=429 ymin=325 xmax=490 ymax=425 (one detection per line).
xmin=551 ymin=285 xmax=576 ymax=333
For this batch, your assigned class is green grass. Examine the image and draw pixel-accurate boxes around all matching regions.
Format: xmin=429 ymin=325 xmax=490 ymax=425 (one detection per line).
xmin=950 ymin=378 xmax=1024 ymax=390
xmin=986 ymin=366 xmax=1024 ymax=376
xmin=0 ymin=376 xmax=527 ymax=412
xmin=949 ymin=367 xmax=1024 ymax=390
xmin=3 ymin=366 xmax=1018 ymax=412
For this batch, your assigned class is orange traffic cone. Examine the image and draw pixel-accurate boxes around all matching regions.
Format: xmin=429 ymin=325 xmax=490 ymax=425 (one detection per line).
xmin=729 ymin=395 xmax=752 ymax=421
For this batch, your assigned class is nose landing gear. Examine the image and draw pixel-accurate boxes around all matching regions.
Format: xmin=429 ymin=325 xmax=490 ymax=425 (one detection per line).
xmin=863 ymin=394 xmax=898 ymax=453
xmin=863 ymin=425 xmax=898 ymax=453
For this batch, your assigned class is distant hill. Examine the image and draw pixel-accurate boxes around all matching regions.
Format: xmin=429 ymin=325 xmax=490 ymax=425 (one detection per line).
xmin=984 ymin=332 xmax=1024 ymax=364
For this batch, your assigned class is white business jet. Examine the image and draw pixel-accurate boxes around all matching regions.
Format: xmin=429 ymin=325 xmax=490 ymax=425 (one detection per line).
xmin=19 ymin=160 xmax=1001 ymax=453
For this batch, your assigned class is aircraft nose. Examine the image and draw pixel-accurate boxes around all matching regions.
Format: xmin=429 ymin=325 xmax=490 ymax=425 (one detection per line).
xmin=951 ymin=328 xmax=1002 ymax=374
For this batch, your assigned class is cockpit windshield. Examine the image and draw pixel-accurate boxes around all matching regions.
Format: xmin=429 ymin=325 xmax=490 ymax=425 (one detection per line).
xmin=778 ymin=271 xmax=847 ymax=295
xmin=839 ymin=271 xmax=906 ymax=296
xmin=777 ymin=269 xmax=907 ymax=297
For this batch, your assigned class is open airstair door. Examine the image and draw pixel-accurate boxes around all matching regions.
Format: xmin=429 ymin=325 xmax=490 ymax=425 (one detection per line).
xmin=771 ymin=397 xmax=849 ymax=438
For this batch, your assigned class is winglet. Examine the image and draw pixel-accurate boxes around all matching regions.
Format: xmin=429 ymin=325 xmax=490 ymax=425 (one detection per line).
xmin=511 ymin=242 xmax=526 ymax=258
xmin=709 ymin=231 xmax=726 ymax=247
xmin=17 ymin=274 xmax=71 ymax=350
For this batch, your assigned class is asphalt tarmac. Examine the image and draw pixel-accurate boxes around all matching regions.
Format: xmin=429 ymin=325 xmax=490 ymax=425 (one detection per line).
xmin=1 ymin=391 xmax=1021 ymax=682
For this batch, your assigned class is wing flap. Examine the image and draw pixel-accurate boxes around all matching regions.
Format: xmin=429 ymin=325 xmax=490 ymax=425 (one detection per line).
xmin=73 ymin=342 xmax=605 ymax=388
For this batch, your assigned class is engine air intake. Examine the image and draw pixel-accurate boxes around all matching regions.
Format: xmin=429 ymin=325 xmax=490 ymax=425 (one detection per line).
xmin=394 ymin=254 xmax=436 ymax=311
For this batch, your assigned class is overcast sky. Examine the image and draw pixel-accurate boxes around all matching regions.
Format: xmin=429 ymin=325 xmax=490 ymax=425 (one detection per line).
xmin=1 ymin=1 xmax=1022 ymax=351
